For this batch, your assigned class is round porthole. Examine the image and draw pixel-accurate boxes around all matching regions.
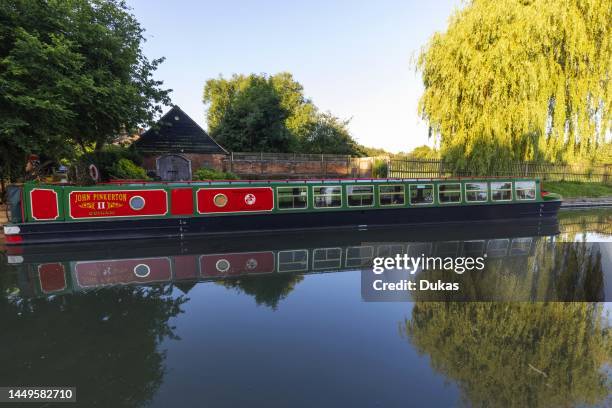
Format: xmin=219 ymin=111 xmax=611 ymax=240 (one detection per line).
xmin=133 ymin=263 xmax=151 ymax=278
xmin=215 ymin=259 xmax=231 ymax=273
xmin=213 ymin=193 xmax=228 ymax=208
xmin=245 ymin=258 xmax=258 ymax=270
xmin=129 ymin=195 xmax=146 ymax=211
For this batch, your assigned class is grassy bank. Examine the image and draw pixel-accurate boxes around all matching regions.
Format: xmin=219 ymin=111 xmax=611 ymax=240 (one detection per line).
xmin=542 ymin=181 xmax=612 ymax=198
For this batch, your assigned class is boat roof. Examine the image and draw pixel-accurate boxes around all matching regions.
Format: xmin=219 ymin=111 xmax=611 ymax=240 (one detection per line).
xmin=29 ymin=176 xmax=540 ymax=187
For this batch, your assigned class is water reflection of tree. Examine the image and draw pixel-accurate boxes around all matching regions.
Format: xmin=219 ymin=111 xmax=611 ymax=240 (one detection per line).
xmin=414 ymin=239 xmax=605 ymax=302
xmin=0 ymin=285 xmax=186 ymax=408
xmin=401 ymin=302 xmax=611 ymax=408
xmin=219 ymin=274 xmax=304 ymax=310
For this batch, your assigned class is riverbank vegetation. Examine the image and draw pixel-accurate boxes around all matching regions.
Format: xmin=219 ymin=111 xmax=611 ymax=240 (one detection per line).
xmin=543 ymin=181 xmax=612 ymax=198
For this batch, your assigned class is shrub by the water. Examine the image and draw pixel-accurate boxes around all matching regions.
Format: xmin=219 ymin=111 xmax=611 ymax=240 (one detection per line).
xmin=109 ymin=158 xmax=148 ymax=180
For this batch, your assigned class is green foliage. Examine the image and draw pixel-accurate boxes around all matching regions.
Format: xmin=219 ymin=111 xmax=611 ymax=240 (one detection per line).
xmin=0 ymin=0 xmax=170 ymax=182
xmin=299 ymin=112 xmax=363 ymax=155
xmin=372 ymin=158 xmax=389 ymax=178
xmin=203 ymin=72 xmax=362 ymax=155
xmin=543 ymin=181 xmax=612 ymax=198
xmin=110 ymin=158 xmax=148 ymax=180
xmin=402 ymin=145 xmax=439 ymax=160
xmin=418 ymin=0 xmax=612 ymax=173
xmin=193 ymin=167 xmax=238 ymax=180
xmin=359 ymin=145 xmax=391 ymax=157
xmin=77 ymin=145 xmax=145 ymax=181
xmin=403 ymin=302 xmax=610 ymax=407
xmin=219 ymin=274 xmax=304 ymax=310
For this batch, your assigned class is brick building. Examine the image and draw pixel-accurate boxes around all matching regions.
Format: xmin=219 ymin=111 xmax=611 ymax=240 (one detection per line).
xmin=134 ymin=105 xmax=228 ymax=181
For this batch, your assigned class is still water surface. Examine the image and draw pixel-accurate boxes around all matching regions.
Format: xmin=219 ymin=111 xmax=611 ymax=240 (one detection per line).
xmin=1 ymin=209 xmax=611 ymax=407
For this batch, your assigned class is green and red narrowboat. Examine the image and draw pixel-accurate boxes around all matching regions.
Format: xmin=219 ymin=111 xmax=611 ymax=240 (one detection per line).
xmin=2 ymin=177 xmax=561 ymax=245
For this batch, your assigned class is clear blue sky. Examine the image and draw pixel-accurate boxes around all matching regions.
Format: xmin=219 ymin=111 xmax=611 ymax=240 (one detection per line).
xmin=127 ymin=0 xmax=460 ymax=153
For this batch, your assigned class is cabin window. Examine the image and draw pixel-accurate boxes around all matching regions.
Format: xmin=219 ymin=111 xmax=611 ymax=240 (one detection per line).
xmin=313 ymin=186 xmax=342 ymax=208
xmin=312 ymin=248 xmax=342 ymax=270
xmin=379 ymin=185 xmax=405 ymax=206
xmin=465 ymin=182 xmax=488 ymax=202
xmin=486 ymin=239 xmax=509 ymax=257
xmin=510 ymin=238 xmax=533 ymax=255
xmin=277 ymin=250 xmax=308 ymax=272
xmin=491 ymin=182 xmax=513 ymax=201
xmin=277 ymin=186 xmax=308 ymax=210
xmin=347 ymin=185 xmax=374 ymax=207
xmin=438 ymin=183 xmax=461 ymax=203
xmin=409 ymin=184 xmax=434 ymax=205
xmin=515 ymin=181 xmax=536 ymax=200
xmin=345 ymin=246 xmax=374 ymax=267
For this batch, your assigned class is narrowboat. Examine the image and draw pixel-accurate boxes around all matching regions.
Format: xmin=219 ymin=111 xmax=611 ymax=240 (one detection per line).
xmin=2 ymin=177 xmax=562 ymax=245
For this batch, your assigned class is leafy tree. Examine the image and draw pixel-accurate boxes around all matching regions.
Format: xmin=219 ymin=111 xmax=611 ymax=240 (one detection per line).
xmin=204 ymin=74 xmax=291 ymax=152
xmin=203 ymin=72 xmax=362 ymax=155
xmin=403 ymin=145 xmax=439 ymax=160
xmin=417 ymin=0 xmax=611 ymax=173
xmin=0 ymin=0 xmax=170 ymax=183
xmin=299 ymin=112 xmax=363 ymax=155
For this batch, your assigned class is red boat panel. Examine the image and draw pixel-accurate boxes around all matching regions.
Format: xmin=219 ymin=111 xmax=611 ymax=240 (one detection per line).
xmin=30 ymin=188 xmax=59 ymax=220
xmin=38 ymin=263 xmax=66 ymax=293
xmin=171 ymin=188 xmax=194 ymax=216
xmin=74 ymin=257 xmax=172 ymax=288
xmin=174 ymin=255 xmax=199 ymax=279
xmin=197 ymin=187 xmax=274 ymax=213
xmin=68 ymin=189 xmax=168 ymax=219
xmin=200 ymin=251 xmax=275 ymax=277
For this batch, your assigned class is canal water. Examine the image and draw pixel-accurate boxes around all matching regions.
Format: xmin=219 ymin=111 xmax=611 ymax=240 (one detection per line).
xmin=1 ymin=209 xmax=610 ymax=407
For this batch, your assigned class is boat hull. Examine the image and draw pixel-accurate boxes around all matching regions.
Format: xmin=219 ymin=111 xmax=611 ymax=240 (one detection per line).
xmin=5 ymin=200 xmax=561 ymax=245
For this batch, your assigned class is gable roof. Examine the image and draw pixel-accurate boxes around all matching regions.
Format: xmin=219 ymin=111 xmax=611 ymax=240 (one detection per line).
xmin=135 ymin=106 xmax=228 ymax=154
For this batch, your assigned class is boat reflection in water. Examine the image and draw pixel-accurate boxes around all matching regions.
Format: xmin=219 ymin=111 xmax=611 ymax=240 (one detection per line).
xmin=4 ymin=217 xmax=609 ymax=302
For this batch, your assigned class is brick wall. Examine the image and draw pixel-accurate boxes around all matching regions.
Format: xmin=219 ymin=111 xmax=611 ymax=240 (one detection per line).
xmin=142 ymin=153 xmax=374 ymax=180
xmin=226 ymin=156 xmax=373 ymax=179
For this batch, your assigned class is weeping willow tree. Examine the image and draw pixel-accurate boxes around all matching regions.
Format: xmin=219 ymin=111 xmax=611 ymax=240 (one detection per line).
xmin=417 ymin=0 xmax=612 ymax=173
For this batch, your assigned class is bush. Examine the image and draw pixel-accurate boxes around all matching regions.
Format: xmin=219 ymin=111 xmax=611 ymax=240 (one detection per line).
xmin=372 ymin=158 xmax=388 ymax=178
xmin=75 ymin=146 xmax=145 ymax=182
xmin=194 ymin=167 xmax=238 ymax=180
xmin=110 ymin=158 xmax=148 ymax=180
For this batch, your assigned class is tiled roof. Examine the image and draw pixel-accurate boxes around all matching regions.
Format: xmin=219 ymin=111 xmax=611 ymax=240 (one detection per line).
xmin=135 ymin=106 xmax=228 ymax=154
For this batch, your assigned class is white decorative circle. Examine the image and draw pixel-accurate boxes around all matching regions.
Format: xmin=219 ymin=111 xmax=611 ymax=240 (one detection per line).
xmin=244 ymin=193 xmax=256 ymax=205
xmin=215 ymin=259 xmax=231 ymax=273
xmin=133 ymin=263 xmax=151 ymax=278
xmin=129 ymin=195 xmax=146 ymax=211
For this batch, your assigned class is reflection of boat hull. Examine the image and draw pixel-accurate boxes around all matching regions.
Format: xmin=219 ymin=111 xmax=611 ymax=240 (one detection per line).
xmin=7 ymin=218 xmax=559 ymax=263
xmin=9 ymin=200 xmax=561 ymax=245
